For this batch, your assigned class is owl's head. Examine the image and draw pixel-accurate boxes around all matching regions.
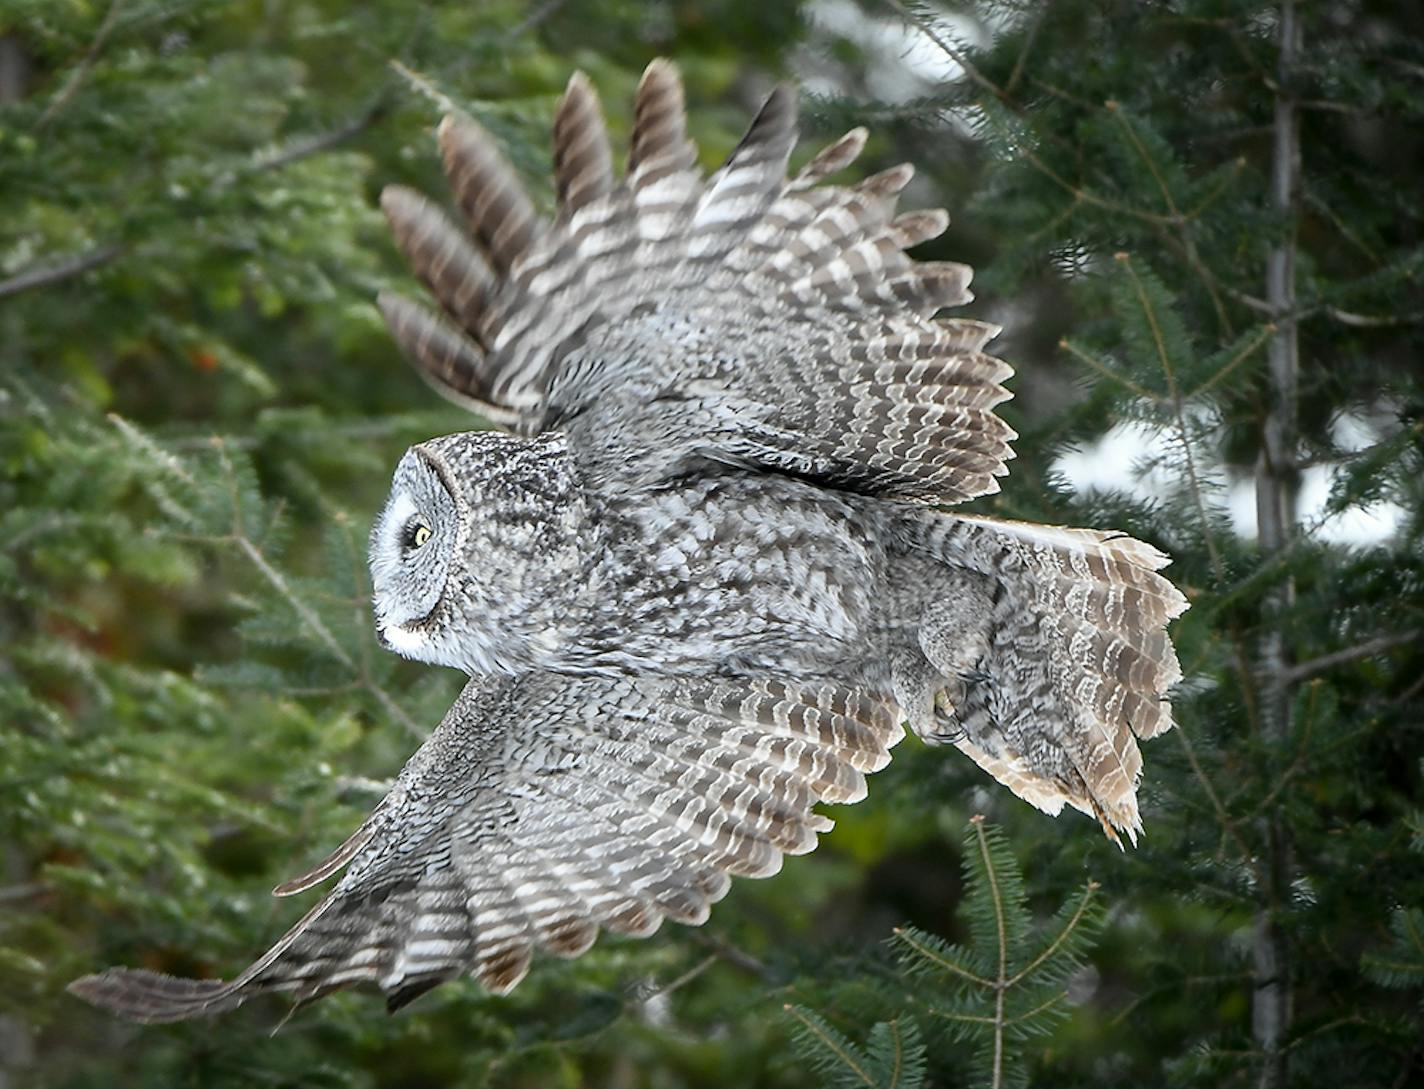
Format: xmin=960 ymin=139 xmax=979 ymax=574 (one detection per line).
xmin=369 ymin=429 xmax=594 ymax=675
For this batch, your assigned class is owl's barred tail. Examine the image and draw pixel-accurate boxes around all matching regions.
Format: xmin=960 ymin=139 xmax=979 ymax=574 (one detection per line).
xmin=902 ymin=513 xmax=1189 ymax=845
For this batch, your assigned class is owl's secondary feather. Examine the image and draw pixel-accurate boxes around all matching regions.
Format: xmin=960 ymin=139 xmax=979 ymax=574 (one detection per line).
xmin=378 ymin=61 xmax=1016 ymax=505
xmin=68 ymin=674 xmax=902 ymax=1021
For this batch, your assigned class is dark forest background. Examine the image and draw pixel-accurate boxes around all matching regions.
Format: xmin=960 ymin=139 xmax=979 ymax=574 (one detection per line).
xmin=2 ymin=1 xmax=1421 ymax=1086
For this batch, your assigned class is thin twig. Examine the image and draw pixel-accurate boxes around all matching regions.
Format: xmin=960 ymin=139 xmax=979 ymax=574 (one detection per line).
xmin=1115 ymin=252 xmax=1226 ymax=583
xmin=37 ymin=0 xmax=126 ymax=127
xmin=505 ymin=0 xmax=566 ymax=40
xmin=692 ymin=932 xmax=772 ymax=979
xmin=1173 ymin=720 xmax=1265 ymax=885
xmin=883 ymin=0 xmax=1016 ymax=108
xmin=643 ymin=954 xmax=717 ymax=1001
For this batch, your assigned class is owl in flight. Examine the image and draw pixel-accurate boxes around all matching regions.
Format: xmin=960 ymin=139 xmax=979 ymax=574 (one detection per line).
xmin=71 ymin=61 xmax=1186 ymax=1021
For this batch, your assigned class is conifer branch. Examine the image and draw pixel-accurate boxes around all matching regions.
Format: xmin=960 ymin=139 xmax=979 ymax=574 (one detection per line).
xmin=970 ymin=816 xmax=1009 ymax=1089
xmin=890 ymin=928 xmax=993 ymax=988
xmin=1004 ymin=881 xmax=1099 ymax=988
xmin=0 ymin=244 xmax=127 ymax=301
xmin=1004 ymin=11 xmax=1042 ymax=96
xmin=251 ymin=102 xmax=387 ymax=173
xmin=882 ymin=0 xmax=1015 ymax=109
xmin=1114 ymin=253 xmax=1226 ymax=583
xmin=389 ymin=60 xmax=459 ymax=115
xmin=1172 ymin=722 xmax=1264 ymax=883
xmin=36 ymin=0 xmax=126 ymax=128
xmin=1057 ymin=338 xmax=1163 ymax=401
xmin=1282 ymin=631 xmax=1420 ymax=685
xmin=1186 ymin=324 xmax=1274 ymax=398
xmin=1105 ymin=102 xmax=1182 ymax=223
xmin=784 ymin=1006 xmax=880 ymax=1088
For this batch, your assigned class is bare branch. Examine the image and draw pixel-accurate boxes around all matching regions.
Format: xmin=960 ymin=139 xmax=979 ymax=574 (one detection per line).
xmin=252 ymin=102 xmax=386 ymax=173
xmin=1283 ymin=631 xmax=1419 ymax=686
xmin=0 ymin=244 xmax=126 ymax=301
xmin=37 ymin=0 xmax=126 ymax=128
xmin=1323 ymin=306 xmax=1424 ymax=329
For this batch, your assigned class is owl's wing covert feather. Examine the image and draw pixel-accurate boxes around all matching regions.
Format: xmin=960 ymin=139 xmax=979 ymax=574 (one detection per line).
xmin=69 ymin=674 xmax=901 ymax=1022
xmin=379 ymin=60 xmax=1016 ymax=504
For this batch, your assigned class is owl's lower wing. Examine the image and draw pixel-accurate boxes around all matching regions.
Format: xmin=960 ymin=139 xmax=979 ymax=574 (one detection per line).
xmin=69 ymin=674 xmax=902 ymax=1022
xmin=378 ymin=60 xmax=1015 ymax=504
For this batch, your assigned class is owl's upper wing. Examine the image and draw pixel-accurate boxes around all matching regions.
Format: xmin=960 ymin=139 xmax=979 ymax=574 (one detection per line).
xmin=378 ymin=60 xmax=1015 ymax=504
xmin=69 ymin=674 xmax=901 ymax=1021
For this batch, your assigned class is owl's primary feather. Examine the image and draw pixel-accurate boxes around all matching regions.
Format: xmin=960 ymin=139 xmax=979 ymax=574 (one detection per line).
xmin=69 ymin=675 xmax=901 ymax=1021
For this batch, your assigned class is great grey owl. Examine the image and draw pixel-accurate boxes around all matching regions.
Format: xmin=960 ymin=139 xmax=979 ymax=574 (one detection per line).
xmin=71 ymin=60 xmax=1187 ymax=1022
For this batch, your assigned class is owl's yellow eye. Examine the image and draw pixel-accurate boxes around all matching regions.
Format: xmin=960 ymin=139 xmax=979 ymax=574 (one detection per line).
xmin=403 ymin=518 xmax=433 ymax=550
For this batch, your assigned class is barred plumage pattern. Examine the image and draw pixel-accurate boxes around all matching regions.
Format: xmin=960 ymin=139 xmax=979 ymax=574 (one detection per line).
xmin=379 ymin=60 xmax=1016 ymax=503
xmin=900 ymin=514 xmax=1188 ymax=841
xmin=70 ymin=60 xmax=1188 ymax=1023
xmin=69 ymin=675 xmax=902 ymax=1020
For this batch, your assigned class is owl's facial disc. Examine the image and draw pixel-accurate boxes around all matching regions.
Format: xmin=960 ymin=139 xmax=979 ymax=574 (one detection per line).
xmin=369 ymin=447 xmax=460 ymax=664
xmin=370 ymin=429 xmax=592 ymax=677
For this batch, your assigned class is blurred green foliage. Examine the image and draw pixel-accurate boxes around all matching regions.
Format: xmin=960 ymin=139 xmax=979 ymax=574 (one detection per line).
xmin=2 ymin=1 xmax=1422 ymax=1087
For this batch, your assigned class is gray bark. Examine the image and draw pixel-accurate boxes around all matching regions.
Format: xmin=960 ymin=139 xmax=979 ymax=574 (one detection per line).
xmin=1253 ymin=3 xmax=1301 ymax=1086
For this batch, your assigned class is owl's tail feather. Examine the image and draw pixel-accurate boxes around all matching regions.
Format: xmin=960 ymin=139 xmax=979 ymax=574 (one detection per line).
xmin=902 ymin=513 xmax=1189 ymax=845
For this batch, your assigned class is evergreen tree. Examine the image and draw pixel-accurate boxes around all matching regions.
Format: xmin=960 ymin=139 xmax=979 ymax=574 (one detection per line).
xmin=795 ymin=1 xmax=1423 ymax=1084
xmin=789 ymin=816 xmax=1101 ymax=1089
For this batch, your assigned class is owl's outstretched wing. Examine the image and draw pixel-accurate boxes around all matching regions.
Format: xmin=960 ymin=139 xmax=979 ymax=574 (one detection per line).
xmin=378 ymin=59 xmax=1015 ymax=504
xmin=69 ymin=674 xmax=901 ymax=1021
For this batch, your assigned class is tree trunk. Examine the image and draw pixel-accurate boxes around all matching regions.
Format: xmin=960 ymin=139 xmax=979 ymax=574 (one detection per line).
xmin=1253 ymin=3 xmax=1301 ymax=1086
